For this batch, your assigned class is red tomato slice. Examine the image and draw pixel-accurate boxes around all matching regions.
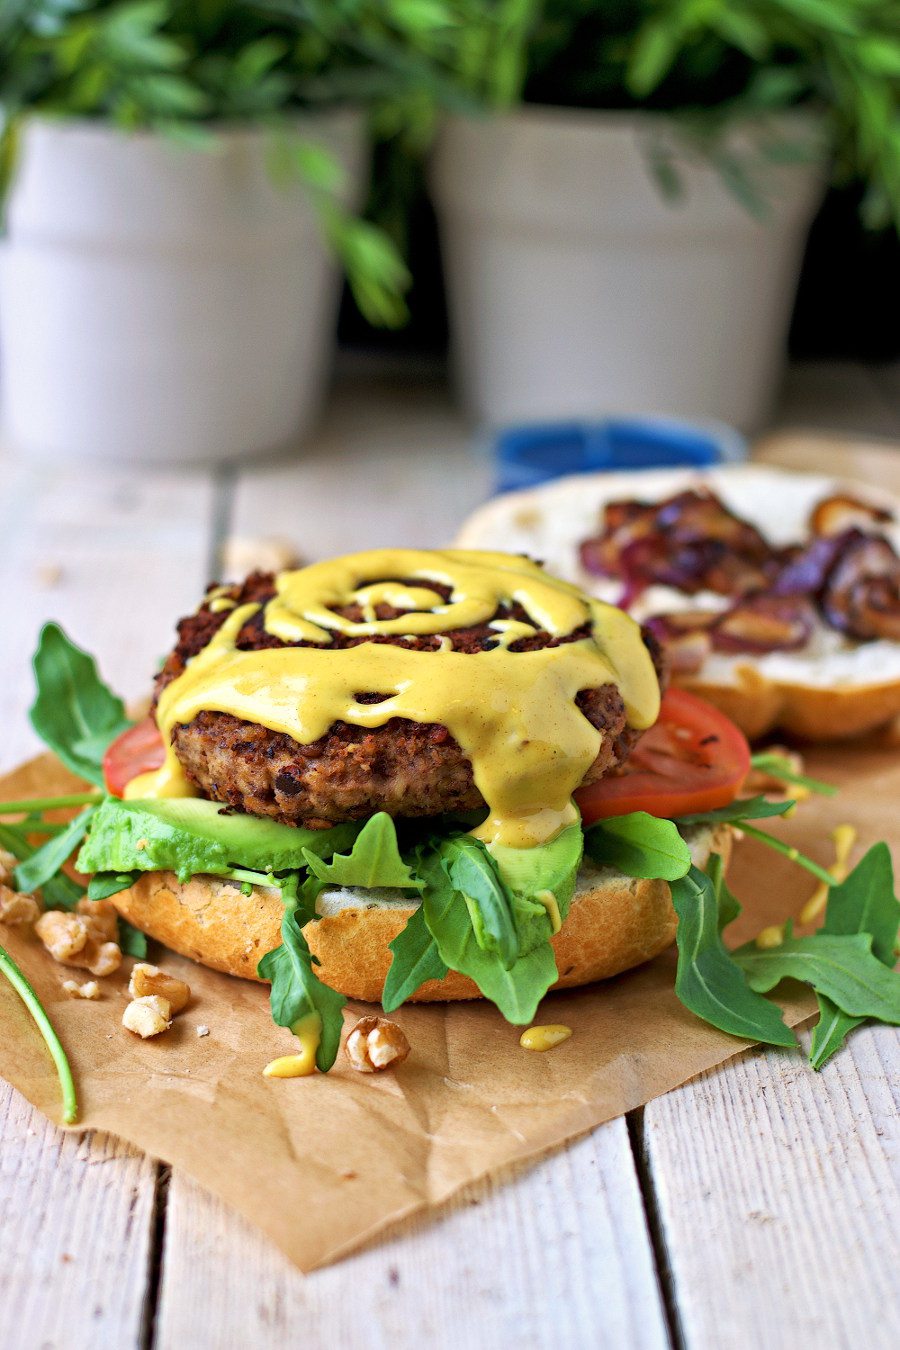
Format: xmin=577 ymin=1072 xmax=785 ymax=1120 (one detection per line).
xmin=575 ymin=688 xmax=750 ymax=823
xmin=103 ymin=716 xmax=165 ymax=797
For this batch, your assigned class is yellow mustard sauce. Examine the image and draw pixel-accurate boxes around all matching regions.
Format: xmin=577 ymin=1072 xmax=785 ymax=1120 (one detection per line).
xmin=520 ymin=1025 xmax=572 ymax=1052
xmin=126 ymin=549 xmax=659 ymax=849
xmin=262 ymin=1012 xmax=322 ymax=1078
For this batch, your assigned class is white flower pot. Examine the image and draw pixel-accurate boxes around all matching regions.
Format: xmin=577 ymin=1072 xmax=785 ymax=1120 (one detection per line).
xmin=432 ymin=108 xmax=826 ymax=432
xmin=0 ymin=112 xmax=366 ymax=465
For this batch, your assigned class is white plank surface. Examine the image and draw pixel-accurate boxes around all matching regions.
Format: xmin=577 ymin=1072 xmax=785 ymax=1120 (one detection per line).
xmin=156 ymin=1121 xmax=669 ymax=1350
xmin=642 ymin=1024 xmax=900 ymax=1349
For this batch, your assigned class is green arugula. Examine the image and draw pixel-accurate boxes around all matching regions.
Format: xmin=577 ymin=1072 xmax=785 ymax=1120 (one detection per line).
xmin=14 ymin=806 xmax=96 ymax=894
xmin=808 ymin=845 xmax=900 ymax=1069
xmin=442 ymin=836 xmax=519 ymax=969
xmin=0 ymin=941 xmax=77 ymax=1124
xmin=670 ymin=865 xmax=796 ymax=1047
xmin=383 ymin=904 xmax=448 ymax=1013
xmin=735 ymin=934 xmax=900 ymax=1026
xmin=675 ymin=794 xmax=794 ymax=827
xmin=257 ymin=875 xmax=345 ymax=1073
xmin=416 ymin=846 xmax=558 ymax=1024
xmin=585 ymin=811 xmax=691 ymax=879
xmin=303 ymin=812 xmax=419 ymax=890
xmin=87 ymin=871 xmax=140 ymax=902
xmin=0 ymin=821 xmax=85 ymax=911
xmin=29 ymin=623 xmax=131 ymax=786
xmin=749 ymin=753 xmax=837 ymax=797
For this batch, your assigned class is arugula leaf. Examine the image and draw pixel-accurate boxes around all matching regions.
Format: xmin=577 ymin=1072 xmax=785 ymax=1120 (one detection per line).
xmin=489 ymin=824 xmax=583 ymax=952
xmin=735 ymin=933 xmax=900 ymax=1026
xmin=675 ymin=794 xmax=794 ymax=827
xmin=441 ymin=835 xmax=518 ymax=968
xmin=418 ymin=848 xmax=556 ymax=1024
xmin=0 ymin=941 xmax=77 ymax=1124
xmin=749 ymin=753 xmax=837 ymax=797
xmin=118 ymin=920 xmax=148 ymax=959
xmin=87 ymin=871 xmax=140 ymax=901
xmin=303 ymin=812 xmax=419 ymax=890
xmin=383 ymin=904 xmax=448 ymax=1012
xmin=670 ymin=865 xmax=796 ymax=1047
xmin=29 ymin=623 xmax=130 ymax=785
xmin=0 ymin=821 xmax=84 ymax=910
xmin=585 ymin=812 xmax=692 ymax=880
xmin=257 ymin=877 xmax=345 ymax=1073
xmin=14 ymin=806 xmax=95 ymax=894
xmin=706 ymin=852 xmax=742 ymax=929
xmin=809 ymin=844 xmax=900 ymax=1069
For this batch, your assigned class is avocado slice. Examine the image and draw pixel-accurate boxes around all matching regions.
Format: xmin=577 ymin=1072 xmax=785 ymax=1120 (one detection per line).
xmin=77 ymin=797 xmax=361 ymax=884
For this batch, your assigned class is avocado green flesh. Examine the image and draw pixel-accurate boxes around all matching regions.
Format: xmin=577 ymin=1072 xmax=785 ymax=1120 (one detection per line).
xmin=76 ymin=797 xmax=360 ymax=884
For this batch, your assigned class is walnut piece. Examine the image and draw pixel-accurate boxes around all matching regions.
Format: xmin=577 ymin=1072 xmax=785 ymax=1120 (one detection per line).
xmin=128 ymin=962 xmax=191 ymax=1014
xmin=122 ymin=995 xmax=172 ymax=1038
xmin=0 ymin=849 xmax=19 ymax=886
xmin=62 ymin=979 xmax=101 ymax=1000
xmin=345 ymin=1016 xmax=410 ymax=1073
xmin=0 ymin=883 xmax=41 ymax=926
xmin=35 ymin=909 xmax=122 ymax=976
xmin=76 ymin=897 xmax=119 ymax=942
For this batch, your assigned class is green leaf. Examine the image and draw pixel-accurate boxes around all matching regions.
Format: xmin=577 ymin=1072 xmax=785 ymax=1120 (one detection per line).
xmin=809 ymin=842 xmax=898 ymax=1069
xmin=78 ymin=795 xmax=359 ymax=883
xmin=29 ymin=623 xmax=130 ymax=785
xmin=442 ymin=835 xmax=518 ymax=968
xmin=258 ymin=880 xmax=345 ymax=1073
xmin=735 ymin=934 xmax=900 ymax=1025
xmin=0 ymin=941 xmax=77 ymax=1124
xmin=382 ymin=903 xmax=448 ymax=1012
xmin=118 ymin=919 xmax=147 ymax=959
xmin=303 ymin=812 xmax=419 ymax=890
xmin=87 ymin=870 xmax=139 ymax=901
xmin=585 ymin=812 xmax=692 ymax=880
xmin=418 ymin=847 xmax=556 ymax=1024
xmin=675 ymin=795 xmax=794 ymax=827
xmin=489 ymin=823 xmax=583 ymax=953
xmin=671 ymin=866 xmax=796 ymax=1047
xmin=749 ymin=754 xmax=837 ymax=797
xmin=0 ymin=822 xmax=84 ymax=911
xmin=14 ymin=805 xmax=95 ymax=894
xmin=706 ymin=851 xmax=742 ymax=929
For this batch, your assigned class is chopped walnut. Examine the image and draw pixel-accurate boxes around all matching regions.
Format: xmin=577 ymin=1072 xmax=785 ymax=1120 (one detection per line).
xmin=129 ymin=963 xmax=191 ymax=1014
xmin=0 ymin=884 xmax=42 ymax=926
xmin=122 ymin=995 xmax=172 ymax=1038
xmin=345 ymin=1016 xmax=410 ymax=1073
xmin=0 ymin=849 xmax=19 ymax=885
xmin=62 ymin=979 xmax=101 ymax=1000
xmin=35 ymin=909 xmax=122 ymax=977
xmin=76 ymin=896 xmax=119 ymax=942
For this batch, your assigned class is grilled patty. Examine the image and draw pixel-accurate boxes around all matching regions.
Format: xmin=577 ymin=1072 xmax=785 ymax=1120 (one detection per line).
xmin=156 ymin=572 xmax=663 ymax=829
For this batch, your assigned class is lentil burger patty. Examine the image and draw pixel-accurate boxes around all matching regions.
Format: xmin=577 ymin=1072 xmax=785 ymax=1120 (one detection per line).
xmin=155 ymin=571 xmax=664 ymax=829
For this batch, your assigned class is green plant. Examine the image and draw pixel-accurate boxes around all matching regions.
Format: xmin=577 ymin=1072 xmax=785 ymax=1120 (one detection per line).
xmin=0 ymin=0 xmax=464 ymax=323
xmin=436 ymin=0 xmax=900 ymax=228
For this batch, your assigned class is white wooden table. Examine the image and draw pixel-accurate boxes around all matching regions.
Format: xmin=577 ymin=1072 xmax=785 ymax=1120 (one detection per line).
xmin=1 ymin=366 xmax=898 ymax=1350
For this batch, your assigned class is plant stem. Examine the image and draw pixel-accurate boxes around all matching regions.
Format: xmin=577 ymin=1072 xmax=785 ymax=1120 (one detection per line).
xmin=740 ymin=824 xmax=836 ymax=886
xmin=0 ymin=791 xmax=102 ymax=815
xmin=0 ymin=943 xmax=77 ymax=1124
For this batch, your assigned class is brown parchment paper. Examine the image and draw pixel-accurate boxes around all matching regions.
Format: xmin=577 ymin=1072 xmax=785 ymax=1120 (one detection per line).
xmin=1 ymin=738 xmax=896 ymax=1272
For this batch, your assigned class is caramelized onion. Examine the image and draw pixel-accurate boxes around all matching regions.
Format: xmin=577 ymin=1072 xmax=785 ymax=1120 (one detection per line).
xmin=809 ymin=493 xmax=893 ymax=538
xmin=712 ymin=595 xmax=815 ymax=653
xmin=821 ymin=533 xmax=900 ymax=641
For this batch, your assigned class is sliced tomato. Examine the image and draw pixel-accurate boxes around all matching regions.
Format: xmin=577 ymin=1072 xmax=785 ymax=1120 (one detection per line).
xmin=103 ymin=716 xmax=165 ymax=797
xmin=575 ymin=688 xmax=750 ymax=823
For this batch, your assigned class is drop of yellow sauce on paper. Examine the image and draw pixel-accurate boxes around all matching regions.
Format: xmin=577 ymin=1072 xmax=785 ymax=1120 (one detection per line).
xmin=519 ymin=1025 xmax=573 ymax=1052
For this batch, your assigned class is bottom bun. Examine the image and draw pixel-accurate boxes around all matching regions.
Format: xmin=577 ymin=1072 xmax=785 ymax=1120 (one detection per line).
xmin=111 ymin=824 xmax=731 ymax=1003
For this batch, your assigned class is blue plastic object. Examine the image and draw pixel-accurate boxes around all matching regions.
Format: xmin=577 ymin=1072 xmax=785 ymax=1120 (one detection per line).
xmin=494 ymin=416 xmax=746 ymax=493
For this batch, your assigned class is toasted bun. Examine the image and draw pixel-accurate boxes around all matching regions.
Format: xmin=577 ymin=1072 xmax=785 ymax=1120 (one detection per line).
xmin=455 ymin=465 xmax=900 ymax=742
xmin=110 ymin=825 xmax=730 ymax=1002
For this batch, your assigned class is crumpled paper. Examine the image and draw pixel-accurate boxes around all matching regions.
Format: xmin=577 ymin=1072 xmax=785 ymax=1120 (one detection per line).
xmin=1 ymin=737 xmax=896 ymax=1271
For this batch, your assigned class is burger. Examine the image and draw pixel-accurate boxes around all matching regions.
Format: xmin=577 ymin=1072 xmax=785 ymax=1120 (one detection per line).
xmin=74 ymin=548 xmax=747 ymax=1072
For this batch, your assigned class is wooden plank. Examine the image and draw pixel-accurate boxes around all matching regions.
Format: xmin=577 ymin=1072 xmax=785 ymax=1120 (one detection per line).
xmin=0 ymin=1082 xmax=159 ymax=1350
xmin=155 ymin=1119 xmax=670 ymax=1350
xmin=227 ymin=372 xmax=491 ymax=560
xmin=0 ymin=455 xmax=218 ymax=1350
xmin=641 ymin=1024 xmax=900 ymax=1349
